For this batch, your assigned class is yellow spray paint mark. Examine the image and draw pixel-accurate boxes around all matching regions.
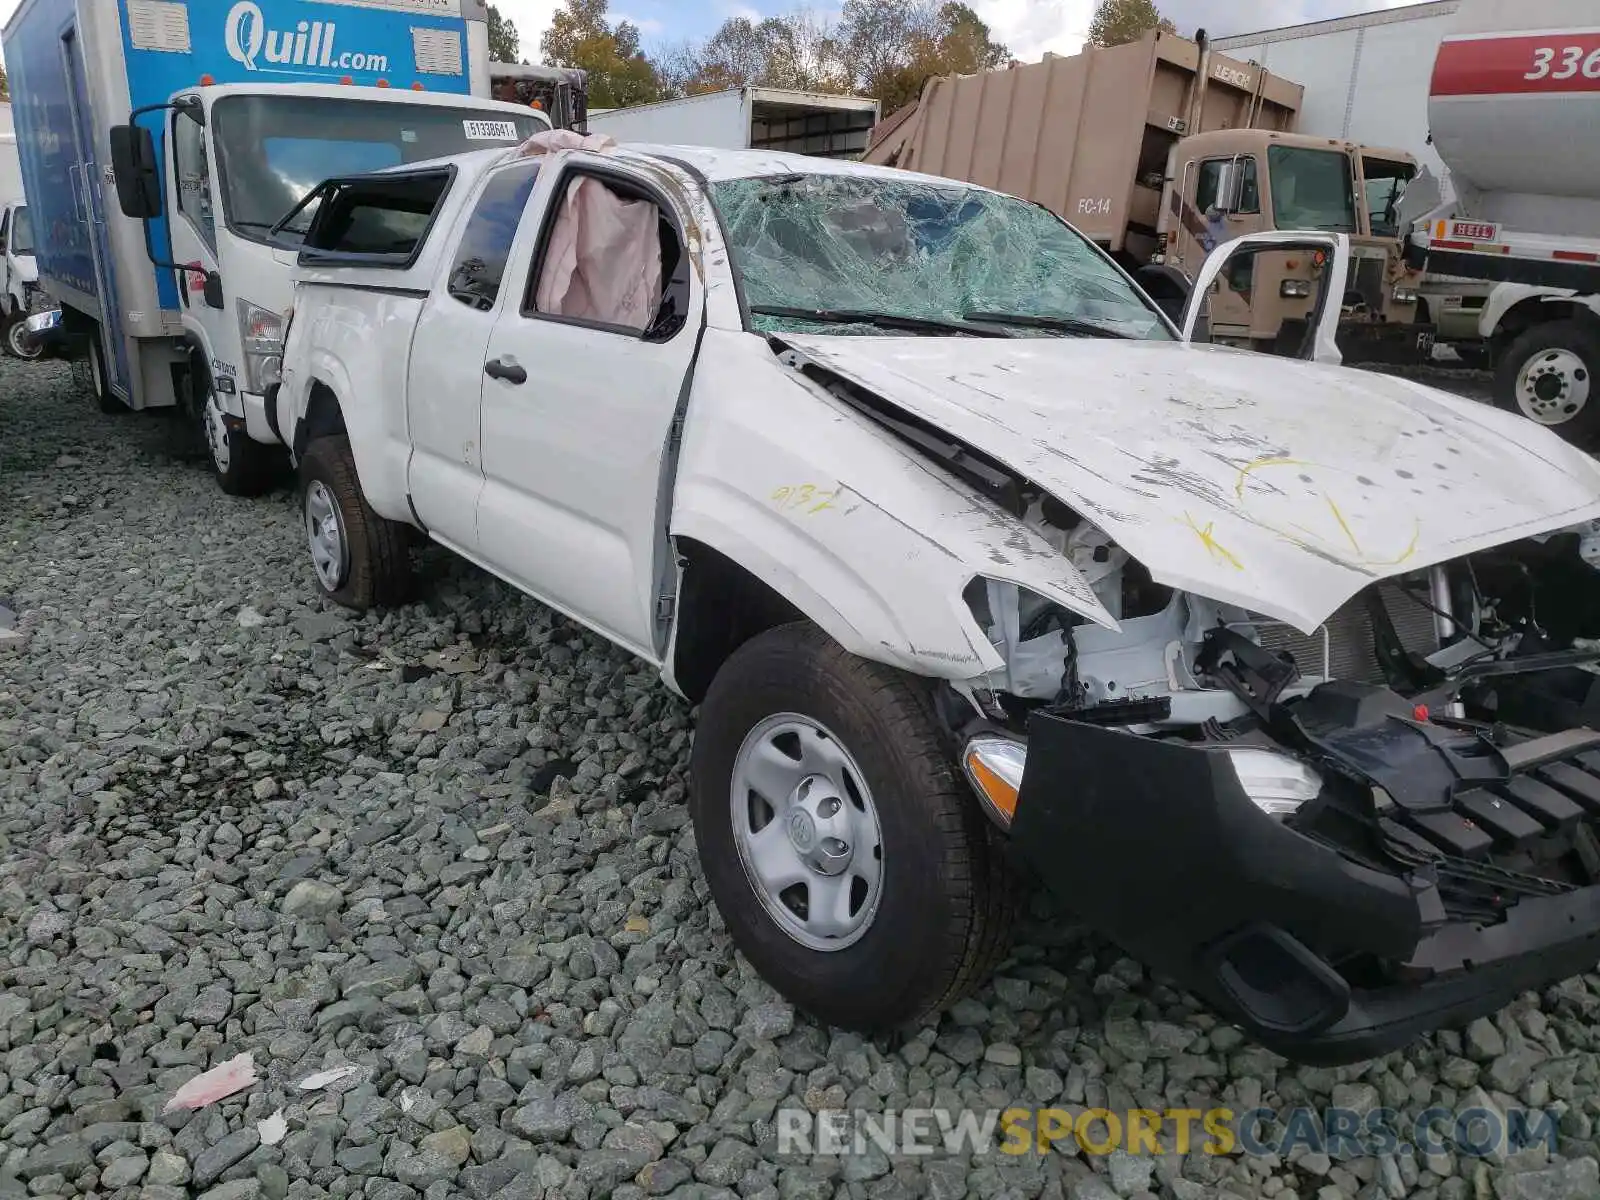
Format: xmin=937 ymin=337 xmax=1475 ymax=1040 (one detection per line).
xmin=1325 ymin=495 xmax=1361 ymax=555
xmin=1183 ymin=512 xmax=1243 ymax=570
xmin=1234 ymin=456 xmax=1312 ymax=501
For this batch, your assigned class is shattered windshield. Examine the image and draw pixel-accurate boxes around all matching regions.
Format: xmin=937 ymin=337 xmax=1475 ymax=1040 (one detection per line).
xmin=212 ymin=95 xmax=549 ymax=245
xmin=711 ymin=173 xmax=1172 ymax=340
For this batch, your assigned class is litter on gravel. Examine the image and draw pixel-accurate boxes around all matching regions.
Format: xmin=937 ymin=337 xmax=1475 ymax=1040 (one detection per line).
xmin=161 ymin=1051 xmax=258 ymax=1113
xmin=294 ymin=1063 xmax=364 ymax=1091
xmin=257 ymin=1110 xmax=289 ymax=1145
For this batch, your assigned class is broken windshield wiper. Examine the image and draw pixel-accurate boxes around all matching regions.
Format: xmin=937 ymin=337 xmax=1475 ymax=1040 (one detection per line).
xmin=963 ymin=311 xmax=1132 ymax=338
xmin=751 ymin=305 xmax=1008 ymax=337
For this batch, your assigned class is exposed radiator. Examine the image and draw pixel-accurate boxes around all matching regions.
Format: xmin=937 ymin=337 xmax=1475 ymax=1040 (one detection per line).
xmin=1254 ymin=581 xmax=1441 ymax=684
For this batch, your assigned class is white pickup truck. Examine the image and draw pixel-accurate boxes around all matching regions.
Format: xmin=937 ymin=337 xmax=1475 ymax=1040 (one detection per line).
xmin=272 ymin=137 xmax=1600 ymax=1066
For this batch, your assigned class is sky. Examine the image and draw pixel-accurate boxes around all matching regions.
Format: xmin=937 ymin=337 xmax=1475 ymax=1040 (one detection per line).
xmin=493 ymin=0 xmax=1430 ymax=64
xmin=0 ymin=0 xmax=1431 ymax=71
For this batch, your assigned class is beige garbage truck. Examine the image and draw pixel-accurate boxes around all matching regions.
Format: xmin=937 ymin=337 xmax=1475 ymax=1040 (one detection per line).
xmin=867 ymin=29 xmax=1432 ymax=363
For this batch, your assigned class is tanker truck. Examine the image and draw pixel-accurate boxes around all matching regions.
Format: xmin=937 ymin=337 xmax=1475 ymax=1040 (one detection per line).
xmin=864 ymin=28 xmax=1432 ymax=365
xmin=1405 ymin=0 xmax=1600 ymax=447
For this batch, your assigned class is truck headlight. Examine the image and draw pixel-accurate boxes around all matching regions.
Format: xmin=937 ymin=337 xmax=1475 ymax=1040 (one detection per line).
xmin=1280 ymin=279 xmax=1312 ymax=299
xmin=1225 ymin=747 xmax=1323 ymax=817
xmin=962 ymin=736 xmax=1027 ymax=830
xmin=1392 ymin=287 xmax=1419 ymax=304
xmin=237 ymin=299 xmax=284 ymax=393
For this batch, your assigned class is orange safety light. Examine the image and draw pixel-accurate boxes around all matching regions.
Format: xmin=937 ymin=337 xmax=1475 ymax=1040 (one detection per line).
xmin=340 ymin=75 xmax=354 ymax=85
xmin=412 ymin=82 xmax=425 ymax=90
xmin=199 ymin=74 xmax=215 ymax=85
xmin=376 ymin=78 xmax=390 ymax=88
xmin=530 ymin=99 xmax=544 ymax=110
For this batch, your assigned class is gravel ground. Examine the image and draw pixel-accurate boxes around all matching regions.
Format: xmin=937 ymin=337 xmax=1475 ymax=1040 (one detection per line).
xmin=4 ymin=356 xmax=1600 ymax=1200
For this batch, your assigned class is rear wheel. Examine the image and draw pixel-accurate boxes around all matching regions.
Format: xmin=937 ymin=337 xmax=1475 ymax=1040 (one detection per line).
xmin=3 ymin=313 xmax=43 ymax=361
xmin=190 ymin=361 xmax=278 ymax=497
xmin=299 ymin=435 xmax=412 ymax=612
xmin=85 ymin=330 xmax=120 ymax=413
xmin=688 ymin=623 xmax=1018 ymax=1032
xmin=1495 ymin=320 xmax=1600 ymax=447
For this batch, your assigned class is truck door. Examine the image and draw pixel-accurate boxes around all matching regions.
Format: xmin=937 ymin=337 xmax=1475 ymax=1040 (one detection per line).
xmin=475 ymin=157 xmax=704 ymax=660
xmin=1179 ymin=155 xmax=1263 ymax=341
xmin=405 ymin=157 xmax=544 ymax=551
xmin=62 ymin=28 xmax=133 ymax=399
xmin=165 ymin=104 xmax=231 ymax=402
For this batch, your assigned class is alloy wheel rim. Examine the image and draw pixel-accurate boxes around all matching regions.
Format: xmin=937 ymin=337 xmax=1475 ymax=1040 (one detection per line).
xmin=729 ymin=712 xmax=885 ymax=952
xmin=305 ymin=480 xmax=348 ymax=591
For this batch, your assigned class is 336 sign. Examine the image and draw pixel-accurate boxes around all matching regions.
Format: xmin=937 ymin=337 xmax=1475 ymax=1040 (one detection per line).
xmin=1525 ymin=44 xmax=1600 ymax=81
xmin=1433 ymin=31 xmax=1600 ymax=96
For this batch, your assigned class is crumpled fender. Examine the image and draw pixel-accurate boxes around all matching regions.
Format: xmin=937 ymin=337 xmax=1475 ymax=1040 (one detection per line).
xmin=668 ymin=330 xmax=1113 ymax=681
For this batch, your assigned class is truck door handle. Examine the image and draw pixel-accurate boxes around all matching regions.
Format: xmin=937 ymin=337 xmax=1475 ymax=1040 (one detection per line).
xmin=484 ymin=357 xmax=526 ymax=385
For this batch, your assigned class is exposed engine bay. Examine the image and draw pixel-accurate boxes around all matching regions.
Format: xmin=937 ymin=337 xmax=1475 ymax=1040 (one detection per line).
xmin=960 ymin=490 xmax=1600 ymax=917
xmin=966 ymin=496 xmax=1600 ymax=731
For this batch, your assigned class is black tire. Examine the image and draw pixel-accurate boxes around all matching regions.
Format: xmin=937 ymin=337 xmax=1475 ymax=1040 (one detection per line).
xmin=298 ymin=435 xmax=412 ymax=612
xmin=189 ymin=360 xmax=279 ymax=497
xmin=85 ymin=331 xmax=121 ymax=414
xmin=3 ymin=313 xmax=43 ymax=361
xmin=689 ymin=622 xmax=1019 ymax=1033
xmin=1494 ymin=320 xmax=1600 ymax=447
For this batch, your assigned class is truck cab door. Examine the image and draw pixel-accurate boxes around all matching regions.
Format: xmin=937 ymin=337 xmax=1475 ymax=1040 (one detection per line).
xmin=1183 ymin=232 xmax=1350 ymax=366
xmin=475 ymin=156 xmax=705 ymax=662
xmin=1179 ymin=155 xmax=1264 ymax=341
xmin=165 ymin=104 xmax=233 ymax=404
xmin=405 ymin=157 xmax=544 ymax=552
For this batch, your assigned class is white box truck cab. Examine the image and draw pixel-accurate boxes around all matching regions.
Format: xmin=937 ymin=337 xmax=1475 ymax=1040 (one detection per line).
xmin=1 ymin=0 xmax=554 ymax=494
xmin=0 ymin=198 xmax=47 ymax=360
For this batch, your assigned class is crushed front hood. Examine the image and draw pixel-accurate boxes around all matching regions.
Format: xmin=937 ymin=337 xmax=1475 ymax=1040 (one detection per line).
xmin=780 ymin=334 xmax=1600 ymax=634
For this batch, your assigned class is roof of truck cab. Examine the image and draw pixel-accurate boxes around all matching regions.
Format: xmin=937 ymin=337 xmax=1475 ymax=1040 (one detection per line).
xmin=612 ymin=143 xmax=998 ymax=191
xmin=191 ymin=82 xmax=551 ymax=118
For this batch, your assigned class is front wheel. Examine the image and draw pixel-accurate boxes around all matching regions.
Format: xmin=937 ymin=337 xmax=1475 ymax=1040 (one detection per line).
xmin=3 ymin=313 xmax=43 ymax=361
xmin=1495 ymin=320 xmax=1600 ymax=447
xmin=299 ymin=435 xmax=412 ymax=612
xmin=191 ymin=365 xmax=279 ymax=497
xmin=688 ymin=623 xmax=1018 ymax=1032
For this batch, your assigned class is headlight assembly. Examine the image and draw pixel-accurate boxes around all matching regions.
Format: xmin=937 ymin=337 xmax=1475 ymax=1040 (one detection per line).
xmin=1225 ymin=747 xmax=1323 ymax=817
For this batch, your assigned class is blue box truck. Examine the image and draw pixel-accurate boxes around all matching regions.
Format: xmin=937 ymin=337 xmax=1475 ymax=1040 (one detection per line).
xmin=1 ymin=0 xmax=568 ymax=493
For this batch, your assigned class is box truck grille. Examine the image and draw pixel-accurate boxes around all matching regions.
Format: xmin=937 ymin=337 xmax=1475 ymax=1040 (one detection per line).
xmin=1254 ymin=582 xmax=1440 ymax=685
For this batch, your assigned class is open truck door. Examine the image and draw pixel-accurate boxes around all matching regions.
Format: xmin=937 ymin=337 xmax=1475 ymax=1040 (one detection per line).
xmin=1182 ymin=231 xmax=1352 ymax=365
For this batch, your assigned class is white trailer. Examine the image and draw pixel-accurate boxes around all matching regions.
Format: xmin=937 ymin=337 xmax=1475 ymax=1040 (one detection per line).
xmin=586 ymin=88 xmax=879 ymax=159
xmin=1213 ymin=2 xmax=1461 ymax=179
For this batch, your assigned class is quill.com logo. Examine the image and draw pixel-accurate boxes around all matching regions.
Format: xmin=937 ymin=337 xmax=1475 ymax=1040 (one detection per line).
xmin=224 ymin=2 xmax=391 ymax=74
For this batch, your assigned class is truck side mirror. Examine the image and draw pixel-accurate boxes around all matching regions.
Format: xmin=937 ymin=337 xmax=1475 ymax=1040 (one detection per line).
xmin=1214 ymin=161 xmax=1241 ymax=214
xmin=203 ymin=271 xmax=224 ymax=310
xmin=109 ymin=125 xmax=163 ymax=219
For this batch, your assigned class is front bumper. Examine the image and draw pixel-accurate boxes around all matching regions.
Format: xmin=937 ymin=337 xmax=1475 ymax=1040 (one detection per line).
xmin=1009 ymin=712 xmax=1600 ymax=1066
